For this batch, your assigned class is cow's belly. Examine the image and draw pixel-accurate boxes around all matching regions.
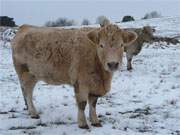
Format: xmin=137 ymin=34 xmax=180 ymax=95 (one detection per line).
xmin=28 ymin=62 xmax=71 ymax=85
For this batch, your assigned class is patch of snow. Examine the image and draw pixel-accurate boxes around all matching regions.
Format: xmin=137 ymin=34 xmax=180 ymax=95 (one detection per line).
xmin=0 ymin=17 xmax=180 ymax=135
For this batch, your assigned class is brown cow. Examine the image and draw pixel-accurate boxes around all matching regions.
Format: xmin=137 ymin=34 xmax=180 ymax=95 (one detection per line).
xmin=125 ymin=26 xmax=155 ymax=70
xmin=11 ymin=24 xmax=137 ymax=129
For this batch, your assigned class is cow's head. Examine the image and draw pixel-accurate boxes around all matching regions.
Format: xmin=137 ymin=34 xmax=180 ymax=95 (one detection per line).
xmin=87 ymin=24 xmax=137 ymax=73
xmin=141 ymin=26 xmax=155 ymax=42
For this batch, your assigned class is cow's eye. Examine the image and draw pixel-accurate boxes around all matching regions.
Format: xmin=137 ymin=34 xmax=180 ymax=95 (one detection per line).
xmin=100 ymin=44 xmax=104 ymax=48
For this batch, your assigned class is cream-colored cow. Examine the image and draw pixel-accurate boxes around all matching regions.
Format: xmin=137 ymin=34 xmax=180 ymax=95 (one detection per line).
xmin=11 ymin=24 xmax=137 ymax=129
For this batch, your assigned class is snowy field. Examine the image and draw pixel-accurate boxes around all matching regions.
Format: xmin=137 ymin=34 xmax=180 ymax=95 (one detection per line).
xmin=0 ymin=17 xmax=180 ymax=135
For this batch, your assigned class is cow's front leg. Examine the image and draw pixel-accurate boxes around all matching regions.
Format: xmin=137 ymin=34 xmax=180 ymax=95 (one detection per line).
xmin=74 ymin=83 xmax=89 ymax=129
xmin=127 ymin=58 xmax=132 ymax=70
xmin=126 ymin=53 xmax=133 ymax=71
xmin=88 ymin=94 xmax=102 ymax=127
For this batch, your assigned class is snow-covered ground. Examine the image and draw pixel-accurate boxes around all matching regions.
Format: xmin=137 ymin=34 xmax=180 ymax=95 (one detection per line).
xmin=0 ymin=17 xmax=180 ymax=135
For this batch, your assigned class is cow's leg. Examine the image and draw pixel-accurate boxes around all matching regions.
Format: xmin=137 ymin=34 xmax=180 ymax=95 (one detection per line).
xmin=88 ymin=95 xmax=102 ymax=127
xmin=13 ymin=59 xmax=39 ymax=118
xmin=126 ymin=53 xmax=133 ymax=71
xmin=20 ymin=72 xmax=39 ymax=118
xmin=13 ymin=60 xmax=28 ymax=110
xmin=74 ymin=82 xmax=89 ymax=129
xmin=21 ymin=86 xmax=28 ymax=110
xmin=127 ymin=58 xmax=132 ymax=71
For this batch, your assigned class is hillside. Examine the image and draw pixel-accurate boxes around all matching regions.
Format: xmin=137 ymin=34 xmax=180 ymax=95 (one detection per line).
xmin=0 ymin=17 xmax=180 ymax=135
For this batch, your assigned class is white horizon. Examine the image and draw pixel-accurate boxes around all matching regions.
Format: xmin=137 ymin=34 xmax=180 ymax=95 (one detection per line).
xmin=1 ymin=0 xmax=180 ymax=26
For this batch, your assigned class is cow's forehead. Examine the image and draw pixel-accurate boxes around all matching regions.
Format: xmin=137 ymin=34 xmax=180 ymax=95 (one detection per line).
xmin=107 ymin=31 xmax=123 ymax=40
xmin=100 ymin=24 xmax=120 ymax=33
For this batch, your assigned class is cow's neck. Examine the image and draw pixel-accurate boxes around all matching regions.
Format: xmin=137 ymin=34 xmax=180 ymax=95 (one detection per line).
xmin=137 ymin=33 xmax=146 ymax=45
xmin=95 ymin=54 xmax=113 ymax=94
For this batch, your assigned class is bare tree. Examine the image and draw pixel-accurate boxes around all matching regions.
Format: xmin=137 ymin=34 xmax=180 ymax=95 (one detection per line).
xmin=45 ymin=21 xmax=53 ymax=27
xmin=45 ymin=17 xmax=76 ymax=27
xmin=142 ymin=11 xmax=162 ymax=19
xmin=96 ymin=15 xmax=110 ymax=27
xmin=81 ymin=19 xmax=91 ymax=25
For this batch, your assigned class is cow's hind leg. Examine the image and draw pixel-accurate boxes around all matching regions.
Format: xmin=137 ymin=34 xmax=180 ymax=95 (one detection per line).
xmin=13 ymin=61 xmax=28 ymax=109
xmin=13 ymin=59 xmax=39 ymax=118
xmin=20 ymin=72 xmax=39 ymax=118
xmin=88 ymin=95 xmax=102 ymax=127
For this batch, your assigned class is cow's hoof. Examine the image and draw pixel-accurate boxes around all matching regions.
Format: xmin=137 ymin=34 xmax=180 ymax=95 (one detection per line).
xmin=79 ymin=124 xmax=89 ymax=129
xmin=23 ymin=107 xmax=28 ymax=110
xmin=92 ymin=122 xmax=102 ymax=127
xmin=127 ymin=67 xmax=133 ymax=71
xmin=31 ymin=114 xmax=40 ymax=119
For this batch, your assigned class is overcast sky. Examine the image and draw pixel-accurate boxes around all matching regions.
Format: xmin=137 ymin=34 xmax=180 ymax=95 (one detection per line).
xmin=1 ymin=0 xmax=180 ymax=26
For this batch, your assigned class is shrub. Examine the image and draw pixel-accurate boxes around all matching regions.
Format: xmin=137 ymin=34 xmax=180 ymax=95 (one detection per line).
xmin=0 ymin=16 xmax=16 ymax=27
xmin=122 ymin=16 xmax=135 ymax=22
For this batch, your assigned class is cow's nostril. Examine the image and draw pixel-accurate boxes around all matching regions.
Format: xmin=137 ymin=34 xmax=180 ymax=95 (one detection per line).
xmin=107 ymin=63 xmax=112 ymax=68
xmin=107 ymin=62 xmax=119 ymax=70
xmin=115 ymin=62 xmax=119 ymax=68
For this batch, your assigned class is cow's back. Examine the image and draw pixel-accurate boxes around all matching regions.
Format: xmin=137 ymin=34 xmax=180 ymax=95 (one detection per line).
xmin=124 ymin=28 xmax=143 ymax=56
xmin=11 ymin=25 xmax=90 ymax=85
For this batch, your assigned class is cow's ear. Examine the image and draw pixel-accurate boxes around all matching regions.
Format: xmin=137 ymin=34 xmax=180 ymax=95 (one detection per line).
xmin=122 ymin=31 xmax=137 ymax=46
xmin=87 ymin=30 xmax=99 ymax=44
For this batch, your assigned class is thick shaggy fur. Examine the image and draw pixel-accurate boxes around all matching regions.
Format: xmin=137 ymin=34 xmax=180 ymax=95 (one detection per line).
xmin=11 ymin=24 xmax=137 ymax=128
